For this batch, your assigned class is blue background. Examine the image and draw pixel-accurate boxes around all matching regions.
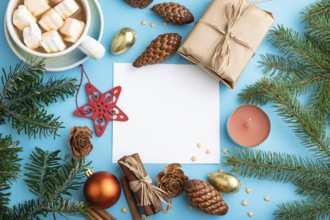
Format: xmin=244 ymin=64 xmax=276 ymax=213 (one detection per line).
xmin=0 ymin=0 xmax=318 ymax=219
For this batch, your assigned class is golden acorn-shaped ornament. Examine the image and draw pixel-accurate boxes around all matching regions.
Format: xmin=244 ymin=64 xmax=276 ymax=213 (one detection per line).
xmin=133 ymin=33 xmax=181 ymax=68
xmin=124 ymin=0 xmax=153 ymax=9
xmin=151 ymin=2 xmax=194 ymax=25
xmin=208 ymin=172 xmax=241 ymax=194
xmin=184 ymin=179 xmax=229 ymax=215
xmin=111 ymin=28 xmax=137 ymax=55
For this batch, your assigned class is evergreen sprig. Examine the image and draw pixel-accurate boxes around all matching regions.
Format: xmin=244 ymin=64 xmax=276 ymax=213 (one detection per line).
xmin=0 ymin=60 xmax=77 ymax=138
xmin=0 ymin=135 xmax=22 ymax=210
xmin=225 ymin=0 xmax=330 ymax=219
xmin=2 ymin=147 xmax=90 ymax=220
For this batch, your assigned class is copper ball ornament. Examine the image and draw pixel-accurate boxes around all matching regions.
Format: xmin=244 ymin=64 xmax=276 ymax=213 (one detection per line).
xmin=83 ymin=169 xmax=121 ymax=209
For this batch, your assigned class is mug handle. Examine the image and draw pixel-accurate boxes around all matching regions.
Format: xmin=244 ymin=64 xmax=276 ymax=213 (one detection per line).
xmin=78 ymin=35 xmax=105 ymax=60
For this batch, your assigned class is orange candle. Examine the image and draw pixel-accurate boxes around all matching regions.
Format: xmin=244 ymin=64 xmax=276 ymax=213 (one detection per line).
xmin=227 ymin=105 xmax=271 ymax=147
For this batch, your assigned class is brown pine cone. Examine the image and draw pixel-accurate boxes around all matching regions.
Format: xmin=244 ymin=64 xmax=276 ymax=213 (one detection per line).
xmin=156 ymin=163 xmax=188 ymax=198
xmin=133 ymin=33 xmax=181 ymax=68
xmin=151 ymin=2 xmax=194 ymax=25
xmin=124 ymin=0 xmax=153 ymax=9
xmin=68 ymin=126 xmax=93 ymax=160
xmin=184 ymin=179 xmax=229 ymax=215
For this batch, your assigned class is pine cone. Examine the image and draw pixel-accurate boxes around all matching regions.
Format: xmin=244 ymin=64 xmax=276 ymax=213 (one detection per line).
xmin=68 ymin=126 xmax=93 ymax=160
xmin=184 ymin=179 xmax=229 ymax=215
xmin=156 ymin=163 xmax=188 ymax=198
xmin=133 ymin=33 xmax=181 ymax=68
xmin=124 ymin=0 xmax=153 ymax=9
xmin=151 ymin=2 xmax=194 ymax=25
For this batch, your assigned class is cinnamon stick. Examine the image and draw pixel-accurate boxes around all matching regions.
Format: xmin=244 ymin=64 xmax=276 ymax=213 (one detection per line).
xmin=120 ymin=176 xmax=141 ymax=220
xmin=118 ymin=153 xmax=163 ymax=216
xmin=86 ymin=208 xmax=116 ymax=220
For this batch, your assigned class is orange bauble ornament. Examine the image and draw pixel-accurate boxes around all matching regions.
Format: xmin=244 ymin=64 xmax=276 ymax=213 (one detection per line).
xmin=83 ymin=169 xmax=121 ymax=209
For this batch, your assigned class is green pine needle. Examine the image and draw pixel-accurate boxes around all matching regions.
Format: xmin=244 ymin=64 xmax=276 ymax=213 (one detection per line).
xmin=0 ymin=60 xmax=77 ymax=138
xmin=302 ymin=0 xmax=330 ymax=21
xmin=0 ymin=135 xmax=22 ymax=209
xmin=274 ymin=197 xmax=330 ymax=220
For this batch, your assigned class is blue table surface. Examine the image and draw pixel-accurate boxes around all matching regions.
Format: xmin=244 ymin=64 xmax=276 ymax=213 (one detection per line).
xmin=0 ymin=0 xmax=319 ymax=219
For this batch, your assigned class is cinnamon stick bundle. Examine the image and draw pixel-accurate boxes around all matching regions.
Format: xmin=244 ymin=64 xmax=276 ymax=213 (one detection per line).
xmin=118 ymin=153 xmax=163 ymax=216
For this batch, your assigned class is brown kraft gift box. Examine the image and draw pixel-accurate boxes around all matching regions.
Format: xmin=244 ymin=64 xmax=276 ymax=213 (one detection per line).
xmin=178 ymin=0 xmax=274 ymax=89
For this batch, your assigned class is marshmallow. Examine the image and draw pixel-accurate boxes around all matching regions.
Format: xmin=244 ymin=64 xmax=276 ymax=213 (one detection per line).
xmin=23 ymin=23 xmax=42 ymax=49
xmin=50 ymin=0 xmax=64 ymax=4
xmin=38 ymin=9 xmax=64 ymax=31
xmin=40 ymin=30 xmax=66 ymax=53
xmin=24 ymin=0 xmax=50 ymax=17
xmin=60 ymin=18 xmax=85 ymax=43
xmin=12 ymin=5 xmax=36 ymax=30
xmin=54 ymin=0 xmax=80 ymax=19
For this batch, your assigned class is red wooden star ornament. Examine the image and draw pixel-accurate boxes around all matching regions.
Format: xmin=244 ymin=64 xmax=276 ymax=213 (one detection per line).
xmin=74 ymin=65 xmax=128 ymax=137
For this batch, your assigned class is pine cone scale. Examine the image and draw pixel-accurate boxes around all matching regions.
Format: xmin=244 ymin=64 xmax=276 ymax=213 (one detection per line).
xmin=151 ymin=2 xmax=194 ymax=25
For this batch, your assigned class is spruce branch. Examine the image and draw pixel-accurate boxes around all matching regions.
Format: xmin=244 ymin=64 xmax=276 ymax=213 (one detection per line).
xmin=269 ymin=25 xmax=330 ymax=73
xmin=0 ymin=135 xmax=22 ymax=209
xmin=302 ymin=0 xmax=330 ymax=21
xmin=274 ymin=197 xmax=330 ymax=220
xmin=0 ymin=60 xmax=77 ymax=138
xmin=6 ymin=147 xmax=89 ymax=219
xmin=295 ymin=179 xmax=330 ymax=199
xmin=224 ymin=149 xmax=330 ymax=184
xmin=239 ymin=79 xmax=330 ymax=162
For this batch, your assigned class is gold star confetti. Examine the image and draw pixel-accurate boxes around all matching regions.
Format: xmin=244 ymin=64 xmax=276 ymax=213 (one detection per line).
xmin=205 ymin=149 xmax=211 ymax=155
xmin=162 ymin=21 xmax=168 ymax=26
xmin=121 ymin=207 xmax=127 ymax=213
xmin=218 ymin=168 xmax=224 ymax=173
xmin=247 ymin=211 xmax=254 ymax=217
xmin=196 ymin=142 xmax=202 ymax=148
xmin=246 ymin=187 xmax=252 ymax=193
xmin=150 ymin=22 xmax=156 ymax=28
xmin=188 ymin=205 xmax=193 ymax=210
xmin=141 ymin=20 xmax=146 ymax=26
xmin=242 ymin=200 xmax=248 ymax=206
xmin=222 ymin=148 xmax=228 ymax=154
xmin=264 ymin=195 xmax=270 ymax=201
xmin=141 ymin=214 xmax=146 ymax=219
xmin=191 ymin=156 xmax=197 ymax=162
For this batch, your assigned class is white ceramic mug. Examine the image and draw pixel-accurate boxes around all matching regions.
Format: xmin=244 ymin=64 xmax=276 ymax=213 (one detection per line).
xmin=6 ymin=0 xmax=105 ymax=59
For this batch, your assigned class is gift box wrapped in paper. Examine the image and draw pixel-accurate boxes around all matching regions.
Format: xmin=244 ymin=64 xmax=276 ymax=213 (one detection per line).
xmin=178 ymin=0 xmax=274 ymax=89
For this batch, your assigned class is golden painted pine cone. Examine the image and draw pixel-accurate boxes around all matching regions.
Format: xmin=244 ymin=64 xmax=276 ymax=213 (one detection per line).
xmin=151 ymin=2 xmax=194 ymax=25
xmin=156 ymin=163 xmax=189 ymax=198
xmin=133 ymin=33 xmax=182 ymax=68
xmin=184 ymin=179 xmax=229 ymax=215
xmin=124 ymin=0 xmax=153 ymax=9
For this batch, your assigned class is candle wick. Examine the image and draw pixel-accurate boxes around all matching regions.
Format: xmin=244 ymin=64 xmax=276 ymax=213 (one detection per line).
xmin=245 ymin=118 xmax=252 ymax=127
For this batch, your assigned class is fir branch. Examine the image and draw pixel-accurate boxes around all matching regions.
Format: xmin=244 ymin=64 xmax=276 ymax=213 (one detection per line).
xmin=43 ymin=198 xmax=88 ymax=216
xmin=1 ymin=60 xmax=45 ymax=100
xmin=24 ymin=147 xmax=61 ymax=200
xmin=0 ymin=60 xmax=77 ymax=138
xmin=309 ymin=79 xmax=330 ymax=118
xmin=302 ymin=0 xmax=330 ymax=21
xmin=0 ymin=135 xmax=22 ymax=209
xmin=274 ymin=197 xmax=330 ymax=220
xmin=239 ymin=79 xmax=330 ymax=162
xmin=295 ymin=179 xmax=330 ymax=199
xmin=224 ymin=149 xmax=330 ymax=183
xmin=269 ymin=25 xmax=330 ymax=73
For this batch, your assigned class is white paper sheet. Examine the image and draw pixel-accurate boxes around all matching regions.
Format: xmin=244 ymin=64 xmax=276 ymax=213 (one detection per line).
xmin=112 ymin=63 xmax=220 ymax=164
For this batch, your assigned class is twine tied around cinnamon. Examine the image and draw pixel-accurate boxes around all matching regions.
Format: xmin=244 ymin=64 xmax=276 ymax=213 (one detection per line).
xmin=198 ymin=0 xmax=255 ymax=79
xmin=119 ymin=157 xmax=172 ymax=212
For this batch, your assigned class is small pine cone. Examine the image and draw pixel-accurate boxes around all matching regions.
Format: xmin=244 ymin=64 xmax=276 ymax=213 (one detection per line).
xmin=151 ymin=2 xmax=194 ymax=25
xmin=133 ymin=33 xmax=181 ymax=68
xmin=156 ymin=163 xmax=189 ymax=198
xmin=184 ymin=179 xmax=229 ymax=215
xmin=124 ymin=0 xmax=153 ymax=9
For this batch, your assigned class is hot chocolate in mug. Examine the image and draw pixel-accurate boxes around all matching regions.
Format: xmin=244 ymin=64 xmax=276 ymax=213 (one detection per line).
xmin=6 ymin=0 xmax=105 ymax=59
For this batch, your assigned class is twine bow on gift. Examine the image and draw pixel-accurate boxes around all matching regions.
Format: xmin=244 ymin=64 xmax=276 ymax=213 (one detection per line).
xmin=119 ymin=157 xmax=172 ymax=212
xmin=198 ymin=0 xmax=255 ymax=78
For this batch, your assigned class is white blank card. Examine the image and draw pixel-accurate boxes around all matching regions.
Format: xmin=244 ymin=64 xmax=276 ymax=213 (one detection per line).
xmin=112 ymin=63 xmax=220 ymax=164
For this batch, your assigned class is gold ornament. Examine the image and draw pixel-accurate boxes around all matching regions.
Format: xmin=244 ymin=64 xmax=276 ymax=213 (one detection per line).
xmin=110 ymin=28 xmax=137 ymax=55
xmin=208 ymin=172 xmax=241 ymax=194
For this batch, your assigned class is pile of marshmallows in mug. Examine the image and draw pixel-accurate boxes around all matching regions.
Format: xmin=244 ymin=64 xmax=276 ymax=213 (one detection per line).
xmin=13 ymin=0 xmax=85 ymax=53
